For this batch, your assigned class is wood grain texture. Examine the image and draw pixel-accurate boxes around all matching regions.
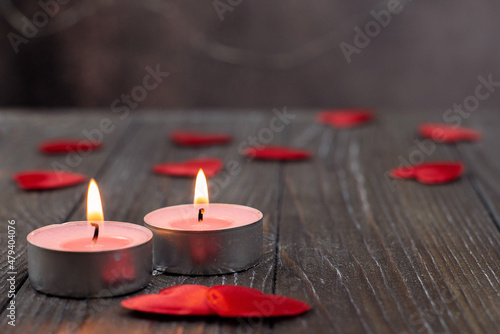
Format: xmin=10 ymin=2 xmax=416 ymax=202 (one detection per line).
xmin=0 ymin=111 xmax=284 ymax=334
xmin=0 ymin=111 xmax=130 ymax=311
xmin=273 ymin=113 xmax=500 ymax=333
xmin=1 ymin=110 xmax=500 ymax=334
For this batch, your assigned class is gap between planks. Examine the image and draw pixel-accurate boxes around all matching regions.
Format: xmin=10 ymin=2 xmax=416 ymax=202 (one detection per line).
xmin=451 ymin=147 xmax=500 ymax=234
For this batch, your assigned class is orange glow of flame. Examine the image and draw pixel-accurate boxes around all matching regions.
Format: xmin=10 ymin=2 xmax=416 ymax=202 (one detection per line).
xmin=194 ymin=169 xmax=209 ymax=205
xmin=87 ymin=179 xmax=104 ymax=221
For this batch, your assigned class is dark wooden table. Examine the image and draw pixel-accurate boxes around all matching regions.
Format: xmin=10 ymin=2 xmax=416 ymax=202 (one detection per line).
xmin=1 ymin=110 xmax=500 ymax=334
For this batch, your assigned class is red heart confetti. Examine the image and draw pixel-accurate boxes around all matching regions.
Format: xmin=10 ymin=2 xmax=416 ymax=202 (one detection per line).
xmin=418 ymin=123 xmax=481 ymax=143
xmin=122 ymin=285 xmax=215 ymax=316
xmin=39 ymin=139 xmax=102 ymax=154
xmin=244 ymin=146 xmax=311 ymax=161
xmin=207 ymin=285 xmax=311 ymax=318
xmin=13 ymin=170 xmax=87 ymax=190
xmin=121 ymin=285 xmax=311 ymax=318
xmin=170 ymin=131 xmax=232 ymax=147
xmin=152 ymin=158 xmax=223 ymax=177
xmin=317 ymin=109 xmax=374 ymax=129
xmin=390 ymin=162 xmax=464 ymax=184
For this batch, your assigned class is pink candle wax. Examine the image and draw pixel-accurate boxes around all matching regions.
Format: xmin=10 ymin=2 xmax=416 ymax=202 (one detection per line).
xmin=144 ymin=204 xmax=263 ymax=231
xmin=27 ymin=221 xmax=152 ymax=252
xmin=61 ymin=236 xmax=131 ymax=251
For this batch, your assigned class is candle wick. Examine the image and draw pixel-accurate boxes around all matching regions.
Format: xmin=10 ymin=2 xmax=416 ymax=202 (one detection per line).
xmin=198 ymin=208 xmax=204 ymax=222
xmin=90 ymin=222 xmax=99 ymax=244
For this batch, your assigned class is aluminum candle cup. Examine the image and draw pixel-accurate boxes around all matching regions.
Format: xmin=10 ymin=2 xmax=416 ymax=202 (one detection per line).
xmin=144 ymin=204 xmax=263 ymax=275
xmin=27 ymin=221 xmax=153 ymax=298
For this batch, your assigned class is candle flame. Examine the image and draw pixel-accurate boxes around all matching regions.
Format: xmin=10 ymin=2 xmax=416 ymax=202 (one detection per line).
xmin=194 ymin=169 xmax=209 ymax=205
xmin=87 ymin=179 xmax=104 ymax=221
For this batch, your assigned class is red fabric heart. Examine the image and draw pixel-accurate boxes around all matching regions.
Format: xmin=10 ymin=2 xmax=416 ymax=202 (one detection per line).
xmin=244 ymin=146 xmax=311 ymax=161
xmin=170 ymin=131 xmax=232 ymax=146
xmin=152 ymin=158 xmax=223 ymax=177
xmin=122 ymin=285 xmax=215 ymax=316
xmin=207 ymin=285 xmax=311 ymax=318
xmin=390 ymin=162 xmax=464 ymax=184
xmin=418 ymin=123 xmax=481 ymax=143
xmin=121 ymin=285 xmax=311 ymax=318
xmin=39 ymin=139 xmax=102 ymax=154
xmin=317 ymin=109 xmax=374 ymax=128
xmin=13 ymin=170 xmax=87 ymax=190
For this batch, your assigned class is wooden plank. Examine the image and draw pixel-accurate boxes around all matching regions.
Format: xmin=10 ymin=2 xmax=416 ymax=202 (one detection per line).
xmin=2 ymin=110 xmax=500 ymax=334
xmin=455 ymin=111 xmax=500 ymax=230
xmin=273 ymin=112 xmax=500 ymax=333
xmin=1 ymin=111 xmax=285 ymax=334
xmin=0 ymin=111 xmax=131 ymax=312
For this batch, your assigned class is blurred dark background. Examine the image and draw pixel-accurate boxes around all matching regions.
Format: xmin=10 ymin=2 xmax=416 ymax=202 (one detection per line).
xmin=0 ymin=0 xmax=499 ymax=110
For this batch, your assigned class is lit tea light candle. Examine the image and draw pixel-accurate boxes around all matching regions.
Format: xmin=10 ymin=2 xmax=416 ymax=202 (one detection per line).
xmin=144 ymin=169 xmax=263 ymax=275
xmin=27 ymin=179 xmax=153 ymax=298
